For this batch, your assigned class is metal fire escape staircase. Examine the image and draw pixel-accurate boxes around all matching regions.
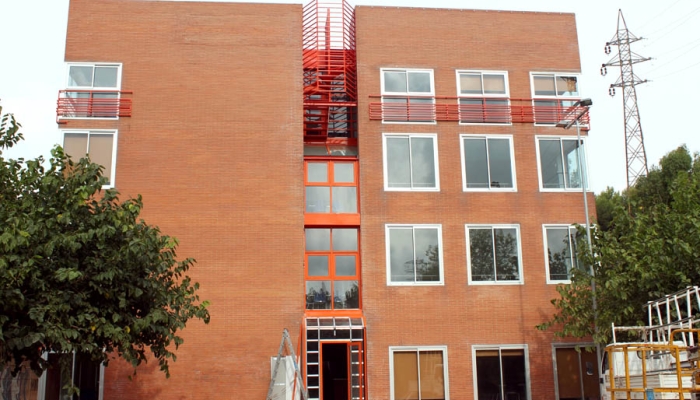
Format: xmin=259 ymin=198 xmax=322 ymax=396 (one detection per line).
xmin=302 ymin=0 xmax=357 ymax=141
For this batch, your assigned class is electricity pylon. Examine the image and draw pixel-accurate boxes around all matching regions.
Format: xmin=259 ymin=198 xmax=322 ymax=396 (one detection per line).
xmin=601 ymin=9 xmax=651 ymax=188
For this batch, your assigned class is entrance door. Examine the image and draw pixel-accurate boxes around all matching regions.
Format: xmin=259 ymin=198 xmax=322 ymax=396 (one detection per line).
xmin=317 ymin=342 xmax=365 ymax=400
xmin=322 ymin=343 xmax=348 ymax=400
xmin=555 ymin=347 xmax=600 ymax=400
xmin=305 ymin=317 xmax=365 ymax=400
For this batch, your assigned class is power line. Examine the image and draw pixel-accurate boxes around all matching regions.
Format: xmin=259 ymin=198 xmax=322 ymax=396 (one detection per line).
xmin=649 ymin=58 xmax=700 ymax=80
xmin=649 ymin=36 xmax=700 ymax=57
xmin=637 ymin=0 xmax=685 ymax=30
xmin=645 ymin=41 xmax=700 ymax=74
xmin=644 ymin=5 xmax=700 ymax=41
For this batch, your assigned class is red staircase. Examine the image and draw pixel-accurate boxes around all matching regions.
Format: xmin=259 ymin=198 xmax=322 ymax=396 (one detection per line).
xmin=302 ymin=0 xmax=357 ymax=141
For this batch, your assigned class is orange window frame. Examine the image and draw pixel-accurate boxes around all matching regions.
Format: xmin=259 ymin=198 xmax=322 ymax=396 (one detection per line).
xmin=304 ymin=158 xmax=360 ymax=226
xmin=304 ymin=227 xmax=362 ymax=312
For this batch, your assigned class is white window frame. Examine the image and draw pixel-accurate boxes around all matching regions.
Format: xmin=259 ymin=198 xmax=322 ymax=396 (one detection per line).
xmin=465 ymin=224 xmax=524 ymax=285
xmin=471 ymin=344 xmax=531 ymax=400
xmin=61 ymin=129 xmax=119 ymax=189
xmin=380 ymin=68 xmax=436 ymax=125
xmin=63 ymin=62 xmax=123 ymax=120
xmin=459 ymin=134 xmax=517 ymax=192
xmin=456 ymin=70 xmax=511 ymax=126
xmin=535 ymin=135 xmax=590 ymax=192
xmin=530 ymin=72 xmax=581 ymax=126
xmin=385 ymin=224 xmax=444 ymax=286
xmin=389 ymin=345 xmax=450 ymax=400
xmin=36 ymin=352 xmax=105 ymax=400
xmin=543 ymin=224 xmax=586 ymax=284
xmin=383 ymin=133 xmax=440 ymax=192
xmin=66 ymin=63 xmax=122 ymax=90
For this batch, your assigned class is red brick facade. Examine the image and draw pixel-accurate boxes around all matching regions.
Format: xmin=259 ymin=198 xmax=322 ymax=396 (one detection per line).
xmin=59 ymin=1 xmax=594 ymax=399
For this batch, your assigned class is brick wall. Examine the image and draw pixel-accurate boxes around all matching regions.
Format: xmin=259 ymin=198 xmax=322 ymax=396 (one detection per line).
xmin=63 ymin=0 xmax=304 ymax=398
xmin=355 ymin=6 xmax=592 ymax=400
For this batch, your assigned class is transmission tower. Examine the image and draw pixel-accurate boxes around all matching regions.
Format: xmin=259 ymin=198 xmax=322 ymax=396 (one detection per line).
xmin=601 ymin=9 xmax=651 ymax=188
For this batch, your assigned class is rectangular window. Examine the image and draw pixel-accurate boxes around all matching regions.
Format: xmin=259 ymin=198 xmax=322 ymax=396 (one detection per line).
xmin=381 ymin=69 xmax=435 ymax=123
xmin=386 ymin=225 xmax=443 ymax=285
xmin=457 ymin=71 xmax=510 ymax=124
xmin=39 ymin=352 xmax=104 ymax=400
xmin=383 ymin=134 xmax=439 ymax=191
xmin=68 ymin=64 xmax=120 ymax=89
xmin=466 ymin=225 xmax=522 ymax=284
xmin=531 ymin=73 xmax=580 ymax=125
xmin=62 ymin=130 xmax=117 ymax=188
xmin=544 ymin=225 xmax=585 ymax=283
xmin=390 ymin=346 xmax=448 ymax=400
xmin=64 ymin=63 xmax=122 ymax=119
xmin=460 ymin=135 xmax=515 ymax=191
xmin=305 ymin=228 xmax=360 ymax=310
xmin=305 ymin=161 xmax=358 ymax=213
xmin=537 ymin=137 xmax=588 ymax=191
xmin=473 ymin=346 xmax=528 ymax=400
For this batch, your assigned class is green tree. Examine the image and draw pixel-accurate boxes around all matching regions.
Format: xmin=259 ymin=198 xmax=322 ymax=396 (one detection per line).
xmin=538 ymin=146 xmax=700 ymax=344
xmin=0 ymin=107 xmax=210 ymax=377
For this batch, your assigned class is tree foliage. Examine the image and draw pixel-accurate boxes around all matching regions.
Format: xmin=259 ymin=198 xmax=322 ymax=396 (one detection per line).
xmin=0 ymin=107 xmax=210 ymax=377
xmin=538 ymin=146 xmax=700 ymax=344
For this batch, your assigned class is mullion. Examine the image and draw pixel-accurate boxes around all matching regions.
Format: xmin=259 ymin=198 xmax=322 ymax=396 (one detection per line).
xmin=407 ymin=137 xmax=415 ymax=189
xmin=412 ymin=228 xmax=418 ymax=282
xmin=484 ymin=138 xmax=492 ymax=189
xmin=490 ymin=228 xmax=498 ymax=281
xmin=558 ymin=139 xmax=567 ymax=189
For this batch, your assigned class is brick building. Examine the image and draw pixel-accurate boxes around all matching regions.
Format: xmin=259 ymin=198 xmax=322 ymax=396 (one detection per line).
xmin=47 ymin=0 xmax=597 ymax=399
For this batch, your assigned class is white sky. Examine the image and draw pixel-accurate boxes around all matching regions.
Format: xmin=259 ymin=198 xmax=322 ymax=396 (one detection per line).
xmin=2 ymin=0 xmax=699 ymax=192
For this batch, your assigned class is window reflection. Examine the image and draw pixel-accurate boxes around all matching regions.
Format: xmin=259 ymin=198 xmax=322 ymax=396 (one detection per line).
xmin=305 ymin=161 xmax=358 ymax=213
xmin=389 ymin=226 xmax=441 ymax=283
xmin=333 ymin=281 xmax=359 ymax=309
xmin=306 ymin=281 xmax=331 ymax=309
xmin=305 ymin=228 xmax=360 ymax=310
xmin=538 ymin=138 xmax=587 ymax=190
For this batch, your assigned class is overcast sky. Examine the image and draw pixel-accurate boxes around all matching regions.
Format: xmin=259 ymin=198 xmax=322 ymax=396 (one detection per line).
xmin=2 ymin=0 xmax=698 ymax=192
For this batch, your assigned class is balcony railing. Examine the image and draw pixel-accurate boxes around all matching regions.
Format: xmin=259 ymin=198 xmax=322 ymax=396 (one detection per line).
xmin=368 ymin=95 xmax=590 ymax=127
xmin=56 ymin=90 xmax=133 ymax=122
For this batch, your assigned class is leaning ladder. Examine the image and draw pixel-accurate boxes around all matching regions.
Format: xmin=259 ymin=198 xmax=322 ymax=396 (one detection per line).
xmin=266 ymin=329 xmax=308 ymax=400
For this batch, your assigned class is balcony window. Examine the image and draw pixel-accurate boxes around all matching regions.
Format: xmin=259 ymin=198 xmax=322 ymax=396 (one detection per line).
xmin=531 ymin=73 xmax=580 ymax=125
xmin=59 ymin=63 xmax=123 ymax=119
xmin=457 ymin=71 xmax=510 ymax=124
xmin=381 ymin=69 xmax=435 ymax=123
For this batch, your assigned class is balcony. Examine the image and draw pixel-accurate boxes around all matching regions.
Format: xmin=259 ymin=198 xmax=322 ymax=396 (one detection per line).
xmin=368 ymin=96 xmax=590 ymax=127
xmin=56 ymin=90 xmax=132 ymax=122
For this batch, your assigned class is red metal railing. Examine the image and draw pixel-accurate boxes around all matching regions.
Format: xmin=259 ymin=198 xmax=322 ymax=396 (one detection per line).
xmin=56 ymin=90 xmax=133 ymax=122
xmin=368 ymin=96 xmax=590 ymax=127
